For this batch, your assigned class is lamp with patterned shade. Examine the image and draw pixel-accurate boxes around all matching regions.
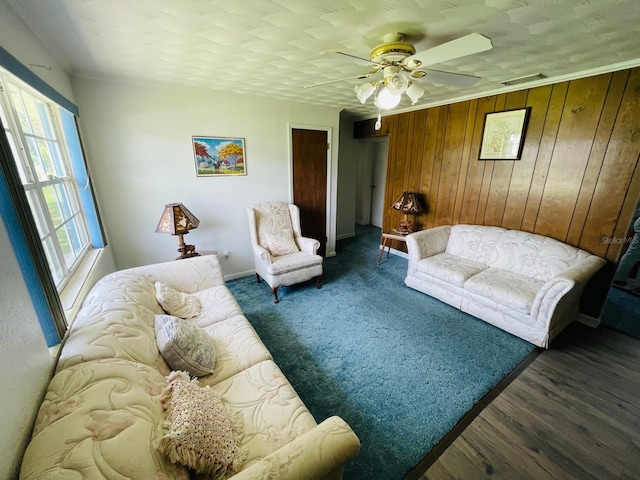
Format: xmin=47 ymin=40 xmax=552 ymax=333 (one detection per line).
xmin=156 ymin=203 xmax=200 ymax=259
xmin=391 ymin=192 xmax=424 ymax=234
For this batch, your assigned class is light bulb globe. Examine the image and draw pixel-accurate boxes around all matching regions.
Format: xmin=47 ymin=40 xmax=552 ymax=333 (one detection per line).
xmin=375 ymin=87 xmax=401 ymax=110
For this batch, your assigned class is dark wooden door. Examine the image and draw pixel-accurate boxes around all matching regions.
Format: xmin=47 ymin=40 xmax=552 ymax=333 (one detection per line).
xmin=292 ymin=128 xmax=328 ymax=256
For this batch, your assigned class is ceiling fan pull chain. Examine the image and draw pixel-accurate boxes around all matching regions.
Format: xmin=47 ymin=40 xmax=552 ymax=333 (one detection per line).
xmin=375 ymin=110 xmax=382 ymax=131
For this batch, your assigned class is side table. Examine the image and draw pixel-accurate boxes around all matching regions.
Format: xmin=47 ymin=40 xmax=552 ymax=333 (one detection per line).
xmin=377 ymin=232 xmax=408 ymax=265
xmin=174 ymin=249 xmax=217 ymax=260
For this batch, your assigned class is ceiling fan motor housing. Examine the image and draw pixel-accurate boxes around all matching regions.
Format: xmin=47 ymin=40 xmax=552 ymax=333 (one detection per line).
xmin=370 ymin=41 xmax=416 ymax=64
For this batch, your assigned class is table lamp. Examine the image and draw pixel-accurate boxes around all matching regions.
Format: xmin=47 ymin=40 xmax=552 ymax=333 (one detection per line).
xmin=156 ymin=203 xmax=200 ymax=259
xmin=391 ymin=192 xmax=424 ymax=234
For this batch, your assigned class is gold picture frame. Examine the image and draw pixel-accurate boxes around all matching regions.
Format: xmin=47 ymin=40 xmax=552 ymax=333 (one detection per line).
xmin=479 ymin=107 xmax=531 ymax=160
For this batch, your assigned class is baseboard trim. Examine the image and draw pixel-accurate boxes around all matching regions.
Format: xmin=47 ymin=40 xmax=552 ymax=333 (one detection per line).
xmin=577 ymin=313 xmax=601 ymax=328
xmin=224 ymin=270 xmax=254 ymax=281
xmin=337 ymin=232 xmax=356 ymax=241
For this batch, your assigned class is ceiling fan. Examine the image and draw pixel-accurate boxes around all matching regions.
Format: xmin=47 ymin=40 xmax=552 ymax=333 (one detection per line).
xmin=306 ymin=32 xmax=493 ymax=110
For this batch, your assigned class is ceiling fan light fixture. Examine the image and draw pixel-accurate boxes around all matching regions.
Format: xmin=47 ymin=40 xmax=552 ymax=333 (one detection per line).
xmin=375 ymin=86 xmax=401 ymax=110
xmin=406 ymin=82 xmax=425 ymax=105
xmin=355 ymin=82 xmax=376 ymax=104
xmin=386 ymin=72 xmax=409 ymax=95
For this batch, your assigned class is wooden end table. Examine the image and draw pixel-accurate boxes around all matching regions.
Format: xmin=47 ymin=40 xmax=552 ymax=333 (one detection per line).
xmin=377 ymin=232 xmax=408 ymax=265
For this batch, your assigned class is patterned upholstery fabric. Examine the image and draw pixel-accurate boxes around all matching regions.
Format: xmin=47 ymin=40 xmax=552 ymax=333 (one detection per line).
xmin=252 ymin=201 xmax=298 ymax=252
xmin=445 ymin=224 xmax=506 ymax=264
xmin=417 ymin=253 xmax=487 ymax=287
xmin=247 ymin=202 xmax=323 ymax=298
xmin=406 ymin=225 xmax=606 ymax=348
xmin=489 ymin=230 xmax=593 ymax=281
xmin=20 ymin=255 xmax=359 ymax=480
xmin=463 ymin=269 xmax=545 ymax=314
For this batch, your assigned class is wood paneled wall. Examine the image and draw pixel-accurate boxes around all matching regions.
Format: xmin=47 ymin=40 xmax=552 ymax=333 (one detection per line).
xmin=355 ymin=67 xmax=640 ymax=315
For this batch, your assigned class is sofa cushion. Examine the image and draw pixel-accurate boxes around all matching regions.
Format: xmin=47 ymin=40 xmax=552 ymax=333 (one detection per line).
xmin=199 ymin=315 xmax=273 ymax=385
xmin=155 ymin=314 xmax=217 ymax=377
xmin=161 ymin=371 xmax=245 ymax=477
xmin=207 ymin=360 xmax=317 ymax=470
xmin=20 ymin=360 xmax=188 ymax=480
xmin=463 ymin=268 xmax=544 ymax=314
xmin=191 ymin=285 xmax=246 ymax=326
xmin=417 ymin=253 xmax=488 ymax=286
xmin=489 ymin=230 xmax=593 ymax=281
xmin=155 ymin=281 xmax=202 ymax=319
xmin=56 ymin=273 xmax=169 ymax=374
xmin=446 ymin=224 xmax=506 ymax=264
xmin=267 ymin=251 xmax=323 ymax=276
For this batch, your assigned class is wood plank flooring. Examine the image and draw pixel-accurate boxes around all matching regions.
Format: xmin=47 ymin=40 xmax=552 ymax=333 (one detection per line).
xmin=418 ymin=323 xmax=640 ymax=480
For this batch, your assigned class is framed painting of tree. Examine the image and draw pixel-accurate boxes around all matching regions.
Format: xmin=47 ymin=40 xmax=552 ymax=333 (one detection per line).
xmin=192 ymin=136 xmax=247 ymax=176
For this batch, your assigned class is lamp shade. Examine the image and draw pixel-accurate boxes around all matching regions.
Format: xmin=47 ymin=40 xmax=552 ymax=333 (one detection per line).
xmin=406 ymin=82 xmax=425 ymax=105
xmin=156 ymin=203 xmax=200 ymax=235
xmin=354 ymin=82 xmax=375 ymax=104
xmin=391 ymin=192 xmax=424 ymax=214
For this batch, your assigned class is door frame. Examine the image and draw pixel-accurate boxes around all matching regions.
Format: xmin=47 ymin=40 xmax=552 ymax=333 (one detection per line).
xmin=287 ymin=123 xmax=334 ymax=256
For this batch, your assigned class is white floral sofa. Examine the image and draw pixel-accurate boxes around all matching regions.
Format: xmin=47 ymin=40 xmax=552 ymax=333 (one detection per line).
xmin=405 ymin=225 xmax=606 ymax=348
xmin=20 ymin=255 xmax=360 ymax=479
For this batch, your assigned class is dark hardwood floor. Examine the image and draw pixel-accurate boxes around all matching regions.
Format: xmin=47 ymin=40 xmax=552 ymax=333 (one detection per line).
xmin=419 ymin=323 xmax=640 ymax=480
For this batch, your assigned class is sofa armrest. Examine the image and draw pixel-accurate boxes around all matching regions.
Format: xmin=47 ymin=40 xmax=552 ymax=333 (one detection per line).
xmin=296 ymin=236 xmax=320 ymax=255
xmin=530 ymin=255 xmax=606 ymax=327
xmin=125 ymin=255 xmax=226 ymax=293
xmin=230 ymin=416 xmax=360 ymax=480
xmin=406 ymin=226 xmax=451 ymax=275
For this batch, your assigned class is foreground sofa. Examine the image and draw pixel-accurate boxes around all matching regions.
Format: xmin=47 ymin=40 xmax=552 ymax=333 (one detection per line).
xmin=405 ymin=225 xmax=606 ymax=348
xmin=20 ymin=255 xmax=360 ymax=479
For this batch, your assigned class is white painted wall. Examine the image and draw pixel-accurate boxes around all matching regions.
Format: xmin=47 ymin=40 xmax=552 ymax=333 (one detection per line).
xmin=71 ymin=77 xmax=342 ymax=275
xmin=0 ymin=0 xmax=74 ymax=102
xmin=355 ymin=137 xmax=388 ymax=226
xmin=0 ymin=217 xmax=55 ymax=479
xmin=336 ymin=112 xmax=359 ymax=240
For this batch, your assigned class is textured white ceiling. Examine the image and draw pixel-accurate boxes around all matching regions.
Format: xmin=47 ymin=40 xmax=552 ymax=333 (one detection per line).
xmin=7 ymin=0 xmax=640 ymax=118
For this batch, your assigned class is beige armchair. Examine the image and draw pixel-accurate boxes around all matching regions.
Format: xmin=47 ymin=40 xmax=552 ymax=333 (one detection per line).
xmin=247 ymin=201 xmax=323 ymax=303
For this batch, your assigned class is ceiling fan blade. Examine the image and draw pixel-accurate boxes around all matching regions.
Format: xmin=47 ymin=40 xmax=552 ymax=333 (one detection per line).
xmin=303 ymin=72 xmax=374 ymax=89
xmin=320 ymin=50 xmax=387 ymax=67
xmin=404 ymin=33 xmax=492 ymax=69
xmin=417 ymin=69 xmax=481 ymax=87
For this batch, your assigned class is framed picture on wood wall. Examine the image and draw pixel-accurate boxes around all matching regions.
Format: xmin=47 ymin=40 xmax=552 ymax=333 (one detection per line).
xmin=479 ymin=107 xmax=531 ymax=160
xmin=193 ymin=136 xmax=247 ymax=176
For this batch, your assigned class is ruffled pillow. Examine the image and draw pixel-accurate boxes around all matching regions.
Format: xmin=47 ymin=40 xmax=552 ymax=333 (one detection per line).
xmin=265 ymin=229 xmax=299 ymax=256
xmin=155 ymin=314 xmax=216 ymax=377
xmin=155 ymin=281 xmax=201 ymax=319
xmin=160 ymin=371 xmax=245 ymax=477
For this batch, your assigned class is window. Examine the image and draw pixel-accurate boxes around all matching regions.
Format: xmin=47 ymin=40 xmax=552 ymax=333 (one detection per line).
xmin=0 ymin=73 xmax=91 ymax=291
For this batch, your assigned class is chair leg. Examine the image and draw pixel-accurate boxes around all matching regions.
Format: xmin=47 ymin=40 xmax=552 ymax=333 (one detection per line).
xmin=256 ymin=273 xmax=261 ymax=283
xmin=315 ymin=276 xmax=322 ymax=289
xmin=271 ymin=286 xmax=280 ymax=304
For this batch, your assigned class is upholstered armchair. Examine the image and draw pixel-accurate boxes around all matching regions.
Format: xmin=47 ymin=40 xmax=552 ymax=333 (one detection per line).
xmin=247 ymin=201 xmax=323 ymax=303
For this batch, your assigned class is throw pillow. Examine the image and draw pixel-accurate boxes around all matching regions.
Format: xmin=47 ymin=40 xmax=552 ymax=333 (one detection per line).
xmin=160 ymin=371 xmax=245 ymax=478
xmin=265 ymin=229 xmax=299 ymax=256
xmin=155 ymin=314 xmax=216 ymax=377
xmin=155 ymin=281 xmax=201 ymax=319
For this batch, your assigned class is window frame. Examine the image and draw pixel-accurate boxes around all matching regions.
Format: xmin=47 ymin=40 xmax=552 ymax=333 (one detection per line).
xmin=0 ymin=52 xmax=105 ymax=346
xmin=0 ymin=73 xmax=91 ymax=292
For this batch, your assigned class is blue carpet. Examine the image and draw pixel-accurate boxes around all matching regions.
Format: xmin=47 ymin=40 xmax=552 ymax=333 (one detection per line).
xmin=227 ymin=225 xmax=535 ymax=479
xmin=601 ymin=286 xmax=640 ymax=340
